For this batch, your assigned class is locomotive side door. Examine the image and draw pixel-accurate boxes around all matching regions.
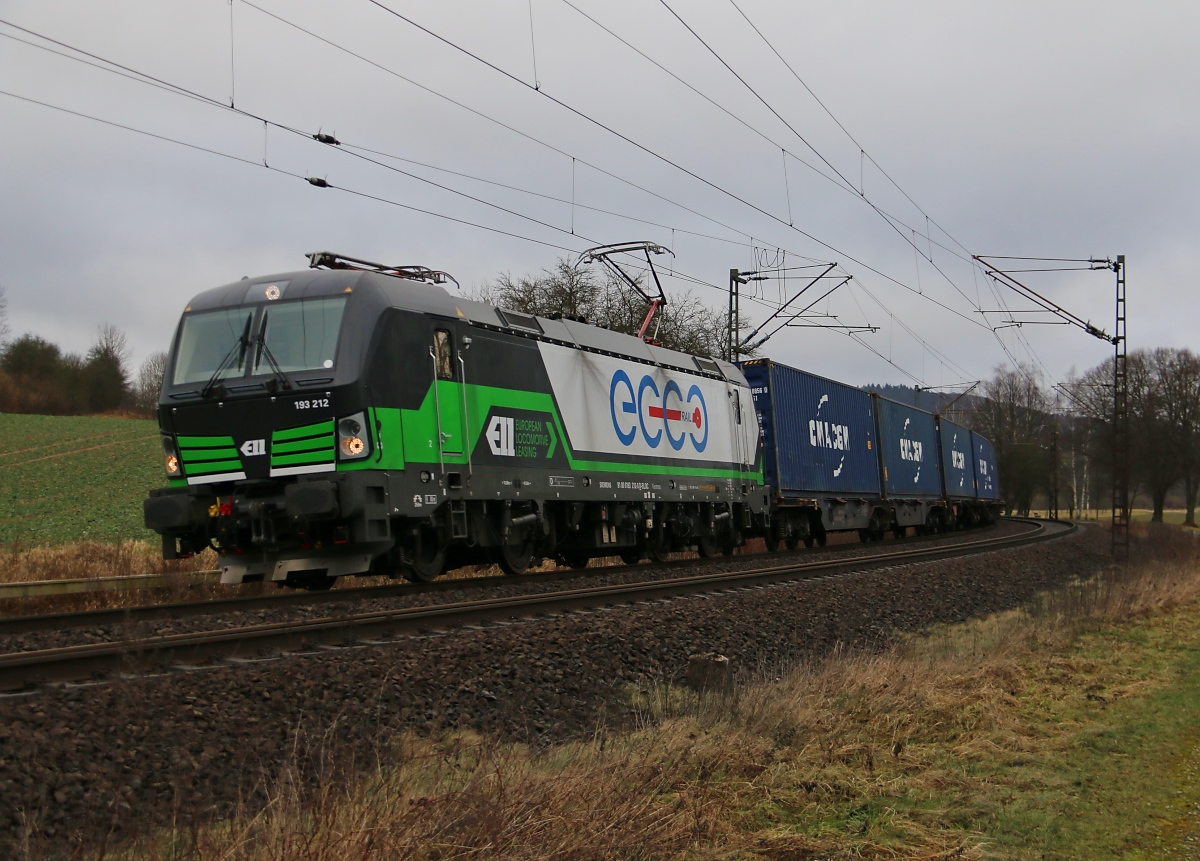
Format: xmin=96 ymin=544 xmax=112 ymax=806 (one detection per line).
xmin=726 ymin=381 xmax=751 ymax=472
xmin=430 ymin=324 xmax=466 ymax=457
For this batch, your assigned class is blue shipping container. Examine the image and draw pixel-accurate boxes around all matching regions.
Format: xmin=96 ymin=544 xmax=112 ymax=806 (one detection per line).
xmin=875 ymin=397 xmax=943 ymax=498
xmin=971 ymin=431 xmax=1001 ymax=500
xmin=937 ymin=417 xmax=977 ymax=499
xmin=741 ymin=360 xmax=880 ymax=497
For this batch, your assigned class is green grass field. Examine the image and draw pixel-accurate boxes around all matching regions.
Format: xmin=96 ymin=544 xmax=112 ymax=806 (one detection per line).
xmin=0 ymin=413 xmax=164 ymax=547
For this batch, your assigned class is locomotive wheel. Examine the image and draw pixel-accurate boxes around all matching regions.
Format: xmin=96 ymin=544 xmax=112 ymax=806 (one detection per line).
xmin=499 ymin=531 xmax=535 ymax=575
xmin=560 ymin=550 xmax=589 ymax=569
xmin=403 ymin=525 xmax=446 ymax=583
xmin=801 ymin=537 xmax=814 ymax=549
xmin=619 ymin=547 xmax=643 ymax=565
xmin=696 ymin=535 xmax=720 ymax=558
xmin=764 ymin=534 xmax=781 ymax=552
xmin=646 ymin=528 xmax=670 ymax=563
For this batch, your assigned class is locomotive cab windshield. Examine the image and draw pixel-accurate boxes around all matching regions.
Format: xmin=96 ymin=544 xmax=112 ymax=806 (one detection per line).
xmin=170 ymin=295 xmax=349 ymax=392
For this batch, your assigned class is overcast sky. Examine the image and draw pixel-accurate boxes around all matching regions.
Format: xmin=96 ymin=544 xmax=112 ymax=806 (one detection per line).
xmin=1 ymin=0 xmax=1195 ymax=395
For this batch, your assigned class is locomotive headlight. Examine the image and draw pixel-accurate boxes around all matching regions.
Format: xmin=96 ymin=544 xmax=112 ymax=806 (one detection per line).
xmin=162 ymin=436 xmax=182 ymax=476
xmin=336 ymin=411 xmax=371 ymax=460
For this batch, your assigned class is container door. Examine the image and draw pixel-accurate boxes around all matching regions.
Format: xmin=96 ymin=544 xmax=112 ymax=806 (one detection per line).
xmin=430 ymin=325 xmax=466 ymax=456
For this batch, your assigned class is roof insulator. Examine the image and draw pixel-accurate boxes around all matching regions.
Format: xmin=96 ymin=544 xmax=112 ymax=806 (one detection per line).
xmin=313 ymin=131 xmax=340 ymax=145
xmin=306 ymin=177 xmax=330 ymax=188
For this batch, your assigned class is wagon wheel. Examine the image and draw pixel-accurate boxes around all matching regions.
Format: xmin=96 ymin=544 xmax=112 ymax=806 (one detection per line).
xmin=696 ymin=535 xmax=720 ymax=558
xmin=403 ymin=524 xmax=446 ymax=583
xmin=764 ymin=534 xmax=781 ymax=552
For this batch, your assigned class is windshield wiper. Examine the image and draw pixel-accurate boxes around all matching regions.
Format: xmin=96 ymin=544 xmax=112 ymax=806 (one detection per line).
xmin=254 ymin=310 xmax=293 ymax=391
xmin=200 ymin=315 xmax=253 ymax=399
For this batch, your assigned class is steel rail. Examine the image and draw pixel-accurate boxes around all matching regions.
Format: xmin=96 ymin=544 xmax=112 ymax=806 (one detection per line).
xmin=2 ymin=515 xmax=995 ymax=602
xmin=0 ymin=519 xmax=1069 ymax=692
xmin=0 ymin=570 xmax=219 ymax=600
xmin=0 ymin=524 xmax=1002 ymax=634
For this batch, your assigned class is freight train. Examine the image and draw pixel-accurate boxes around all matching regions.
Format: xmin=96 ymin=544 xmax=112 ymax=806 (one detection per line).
xmin=143 ymin=252 xmax=1002 ymax=589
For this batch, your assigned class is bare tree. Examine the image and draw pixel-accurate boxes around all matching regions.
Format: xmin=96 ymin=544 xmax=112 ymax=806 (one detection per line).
xmin=971 ymin=363 xmax=1050 ymax=515
xmin=83 ymin=323 xmax=132 ymax=413
xmin=477 ymin=260 xmax=604 ymax=321
xmin=474 ymin=256 xmax=731 ymax=358
xmin=0 ymin=284 xmax=10 ymax=346
xmin=134 ymin=351 xmax=169 ymax=416
xmin=1067 ymin=348 xmax=1200 ymax=523
xmin=1141 ymin=348 xmax=1200 ymax=522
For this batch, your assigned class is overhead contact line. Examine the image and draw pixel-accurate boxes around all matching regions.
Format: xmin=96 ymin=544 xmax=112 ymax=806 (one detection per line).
xmin=3 ymin=9 xmax=1008 ymax=384
xmin=359 ymin=0 xmax=995 ymax=337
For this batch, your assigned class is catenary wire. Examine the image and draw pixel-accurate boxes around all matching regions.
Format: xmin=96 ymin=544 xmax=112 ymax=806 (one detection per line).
xmin=722 ymin=0 xmax=1063 ymax=381
xmin=653 ymin=0 xmax=997 ymax=324
xmin=0 ymin=17 xmax=794 ymax=313
xmin=359 ymin=0 xmax=995 ymax=335
xmin=233 ymin=1 xmax=1011 ymax=370
xmin=0 ymin=81 xmax=959 ymax=387
xmin=0 ymin=14 xmax=987 ymax=386
xmin=0 ymin=21 xmax=787 ymax=263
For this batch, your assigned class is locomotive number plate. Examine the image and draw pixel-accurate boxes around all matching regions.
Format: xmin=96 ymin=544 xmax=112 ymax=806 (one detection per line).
xmin=293 ymin=398 xmax=331 ymax=410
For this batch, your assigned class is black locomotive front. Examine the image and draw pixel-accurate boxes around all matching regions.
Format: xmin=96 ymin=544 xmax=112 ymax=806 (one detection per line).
xmin=144 ymin=266 xmax=397 ymax=589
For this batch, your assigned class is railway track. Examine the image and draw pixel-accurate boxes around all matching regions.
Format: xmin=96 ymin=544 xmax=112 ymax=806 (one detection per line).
xmin=0 ymin=522 xmax=1007 ymax=634
xmin=0 ymin=517 xmax=1010 ymax=603
xmin=0 ymin=518 xmax=1070 ymax=692
xmin=0 ymin=520 xmax=1003 ymax=633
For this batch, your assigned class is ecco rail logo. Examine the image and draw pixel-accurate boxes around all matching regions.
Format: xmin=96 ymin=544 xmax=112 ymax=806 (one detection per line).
xmin=240 ymin=439 xmax=266 ymax=457
xmin=609 ymin=370 xmax=708 ymax=452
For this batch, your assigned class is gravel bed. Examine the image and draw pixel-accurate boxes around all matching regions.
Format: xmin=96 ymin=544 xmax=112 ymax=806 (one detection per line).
xmin=0 ymin=522 xmax=1027 ymax=655
xmin=0 ymin=520 xmax=1098 ymax=857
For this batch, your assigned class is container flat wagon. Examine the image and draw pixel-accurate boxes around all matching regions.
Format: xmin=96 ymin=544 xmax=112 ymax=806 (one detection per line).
xmin=742 ymin=358 xmax=1003 ymax=545
xmin=742 ymin=359 xmax=885 ymax=546
xmin=872 ymin=395 xmax=946 ymax=533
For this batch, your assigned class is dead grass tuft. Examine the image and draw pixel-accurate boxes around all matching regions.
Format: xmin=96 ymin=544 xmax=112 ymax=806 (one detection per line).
xmin=0 ymin=539 xmax=215 ymax=584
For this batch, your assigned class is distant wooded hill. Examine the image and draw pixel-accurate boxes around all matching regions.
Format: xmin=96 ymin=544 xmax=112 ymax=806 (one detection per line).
xmin=860 ymin=384 xmax=980 ymax=416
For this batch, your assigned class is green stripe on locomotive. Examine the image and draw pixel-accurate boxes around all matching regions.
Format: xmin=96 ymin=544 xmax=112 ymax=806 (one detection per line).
xmin=336 ymin=379 xmax=764 ymax=483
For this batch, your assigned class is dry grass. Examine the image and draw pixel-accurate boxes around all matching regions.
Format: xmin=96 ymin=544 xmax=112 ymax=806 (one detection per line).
xmin=0 ymin=541 xmax=250 ymax=615
xmin=0 ymin=539 xmax=216 ymax=584
xmin=81 ymin=523 xmax=1200 ymax=860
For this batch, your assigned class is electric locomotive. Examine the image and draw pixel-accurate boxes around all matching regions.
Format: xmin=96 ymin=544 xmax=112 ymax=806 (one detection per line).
xmin=144 ymin=251 xmax=767 ymax=588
